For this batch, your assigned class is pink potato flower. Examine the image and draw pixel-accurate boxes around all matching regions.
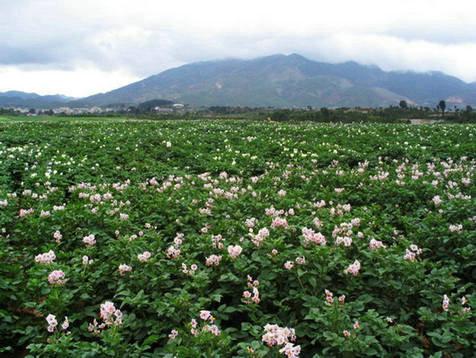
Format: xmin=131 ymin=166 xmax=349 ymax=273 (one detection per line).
xmin=35 ymin=250 xmax=56 ymax=264
xmin=118 ymin=264 xmax=132 ymax=275
xmin=83 ymin=234 xmax=96 ymax=246
xmin=48 ymin=270 xmax=66 ymax=285
xmin=99 ymin=301 xmax=123 ymax=326
xmin=344 ymin=260 xmax=361 ymax=276
xmin=205 ymin=254 xmax=222 ymax=266
xmin=137 ymin=251 xmax=152 ymax=262
xmin=227 ymin=245 xmax=243 ymax=259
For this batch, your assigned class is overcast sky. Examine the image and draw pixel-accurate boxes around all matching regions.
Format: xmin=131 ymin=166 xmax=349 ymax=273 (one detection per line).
xmin=1 ymin=0 xmax=476 ymax=97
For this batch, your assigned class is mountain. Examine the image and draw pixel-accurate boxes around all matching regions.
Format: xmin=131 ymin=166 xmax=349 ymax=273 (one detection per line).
xmin=76 ymin=54 xmax=476 ymax=108
xmin=4 ymin=55 xmax=475 ymax=109
xmin=0 ymin=91 xmax=74 ymax=108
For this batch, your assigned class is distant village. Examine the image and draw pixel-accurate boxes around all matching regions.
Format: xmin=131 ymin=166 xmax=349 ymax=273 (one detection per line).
xmin=1 ymin=99 xmax=474 ymax=124
xmin=0 ymin=103 xmax=187 ymax=116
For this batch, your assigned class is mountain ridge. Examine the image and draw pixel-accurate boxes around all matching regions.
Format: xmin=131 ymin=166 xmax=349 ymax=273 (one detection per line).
xmin=3 ymin=54 xmax=476 ymax=108
xmin=0 ymin=91 xmax=74 ymax=108
xmin=76 ymin=54 xmax=476 ymax=108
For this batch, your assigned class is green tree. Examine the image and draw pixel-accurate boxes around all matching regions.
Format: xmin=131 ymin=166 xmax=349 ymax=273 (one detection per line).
xmin=320 ymin=107 xmax=330 ymax=120
xmin=399 ymin=100 xmax=408 ymax=109
xmin=270 ymin=109 xmax=290 ymax=121
xmin=466 ymin=105 xmax=473 ymax=113
xmin=437 ymin=100 xmax=446 ymax=117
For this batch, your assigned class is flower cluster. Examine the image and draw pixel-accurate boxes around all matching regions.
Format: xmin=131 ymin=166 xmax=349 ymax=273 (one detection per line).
xmin=250 ymin=227 xmax=270 ymax=247
xmin=461 ymin=296 xmax=471 ymax=313
xmin=53 ymin=230 xmax=62 ymax=243
xmin=344 ymin=260 xmax=361 ymax=276
xmin=168 ymin=329 xmax=179 ymax=340
xmin=243 ymin=275 xmax=260 ymax=304
xmin=48 ymin=270 xmax=66 ymax=285
xmin=100 ymin=301 xmax=123 ymax=326
xmin=368 ymin=238 xmax=386 ymax=250
xmin=432 ymin=195 xmax=442 ymax=207
xmin=343 ymin=321 xmax=360 ymax=338
xmin=35 ymin=250 xmax=56 ymax=264
xmin=335 ymin=235 xmax=352 ymax=247
xmin=166 ymin=232 xmax=183 ymax=259
xmin=442 ymin=294 xmax=450 ymax=312
xmin=83 ymin=234 xmax=96 ymax=246
xmin=301 ymin=227 xmax=326 ymax=246
xmin=166 ymin=245 xmax=181 ymax=259
xmin=211 ymin=234 xmax=224 ymax=249
xmin=190 ymin=310 xmax=221 ymax=336
xmin=449 ymin=224 xmax=463 ymax=233
xmin=118 ymin=263 xmax=132 ymax=275
xmin=19 ymin=208 xmax=34 ymax=217
xmin=262 ymin=324 xmax=300 ymax=357
xmin=137 ymin=251 xmax=152 ymax=262
xmin=46 ymin=314 xmax=57 ymax=332
xmin=45 ymin=314 xmax=69 ymax=333
xmin=181 ymin=263 xmax=198 ymax=275
xmin=88 ymin=301 xmax=123 ymax=334
xmin=205 ymin=254 xmax=222 ymax=267
xmin=82 ymin=255 xmax=93 ymax=265
xmin=271 ymin=217 xmax=289 ymax=229
xmin=324 ymin=289 xmax=345 ymax=305
xmin=227 ymin=245 xmax=243 ymax=259
xmin=284 ymin=261 xmax=294 ymax=270
xmin=403 ymin=244 xmax=423 ymax=261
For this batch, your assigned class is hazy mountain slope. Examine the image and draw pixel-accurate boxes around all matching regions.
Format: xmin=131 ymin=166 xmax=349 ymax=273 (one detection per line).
xmin=0 ymin=91 xmax=74 ymax=108
xmin=41 ymin=54 xmax=476 ymax=107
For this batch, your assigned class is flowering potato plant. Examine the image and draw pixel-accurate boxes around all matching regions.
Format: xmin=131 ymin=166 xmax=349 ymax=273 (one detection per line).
xmin=0 ymin=117 xmax=475 ymax=357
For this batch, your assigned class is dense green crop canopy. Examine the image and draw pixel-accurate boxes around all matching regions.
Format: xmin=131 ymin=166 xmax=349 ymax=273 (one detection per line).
xmin=0 ymin=116 xmax=475 ymax=357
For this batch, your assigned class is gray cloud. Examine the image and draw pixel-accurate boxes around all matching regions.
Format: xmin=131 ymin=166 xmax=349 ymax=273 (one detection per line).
xmin=1 ymin=0 xmax=476 ymax=96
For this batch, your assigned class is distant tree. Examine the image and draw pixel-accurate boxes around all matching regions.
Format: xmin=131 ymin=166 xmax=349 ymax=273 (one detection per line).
xmin=320 ymin=107 xmax=330 ymax=119
xmin=437 ymin=100 xmax=446 ymax=117
xmin=270 ymin=110 xmax=290 ymax=121
xmin=127 ymin=106 xmax=137 ymax=113
xmin=399 ymin=100 xmax=408 ymax=109
xmin=137 ymin=99 xmax=174 ymax=113
xmin=466 ymin=105 xmax=473 ymax=113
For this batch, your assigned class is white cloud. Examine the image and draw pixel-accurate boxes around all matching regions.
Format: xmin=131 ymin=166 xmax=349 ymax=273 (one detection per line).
xmin=0 ymin=66 xmax=138 ymax=97
xmin=1 ymin=0 xmax=476 ymax=96
xmin=310 ymin=34 xmax=476 ymax=80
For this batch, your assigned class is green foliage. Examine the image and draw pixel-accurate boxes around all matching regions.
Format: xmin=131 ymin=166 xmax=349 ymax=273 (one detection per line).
xmin=0 ymin=117 xmax=475 ymax=356
xmin=438 ymin=100 xmax=446 ymax=116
